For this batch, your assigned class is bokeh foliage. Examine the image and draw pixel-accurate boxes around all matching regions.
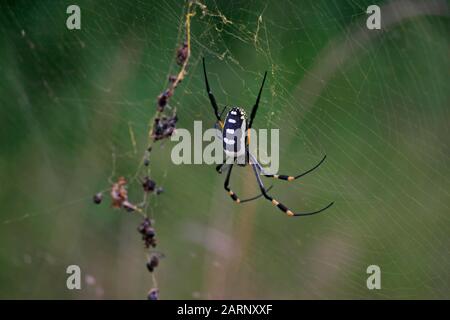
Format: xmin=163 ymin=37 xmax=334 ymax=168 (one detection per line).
xmin=0 ymin=0 xmax=448 ymax=299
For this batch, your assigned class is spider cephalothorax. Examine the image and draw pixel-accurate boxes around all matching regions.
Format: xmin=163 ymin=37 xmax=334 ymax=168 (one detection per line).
xmin=202 ymin=58 xmax=334 ymax=217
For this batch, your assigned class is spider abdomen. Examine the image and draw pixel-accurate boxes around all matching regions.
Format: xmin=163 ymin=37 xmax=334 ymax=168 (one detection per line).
xmin=223 ymin=107 xmax=247 ymax=159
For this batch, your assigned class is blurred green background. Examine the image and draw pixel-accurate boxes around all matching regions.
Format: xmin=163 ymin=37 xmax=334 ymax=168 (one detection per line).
xmin=0 ymin=0 xmax=449 ymax=299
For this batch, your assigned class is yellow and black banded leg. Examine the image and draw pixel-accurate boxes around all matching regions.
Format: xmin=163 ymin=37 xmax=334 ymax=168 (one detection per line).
xmin=263 ymin=155 xmax=327 ymax=181
xmin=251 ymin=163 xmax=334 ymax=217
xmin=223 ymin=164 xmax=272 ymax=204
xmin=224 ymin=164 xmax=241 ymax=204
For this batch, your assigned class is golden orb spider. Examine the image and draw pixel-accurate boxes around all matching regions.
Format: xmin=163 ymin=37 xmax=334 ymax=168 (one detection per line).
xmin=202 ymin=58 xmax=334 ymax=217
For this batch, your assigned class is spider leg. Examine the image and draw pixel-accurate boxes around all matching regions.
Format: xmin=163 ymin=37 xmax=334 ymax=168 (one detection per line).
xmin=239 ymin=185 xmax=274 ymax=203
xmin=251 ymin=163 xmax=334 ymax=217
xmin=219 ymin=106 xmax=227 ymax=118
xmin=223 ymin=164 xmax=273 ymax=204
xmin=248 ymin=71 xmax=268 ymax=129
xmin=216 ymin=163 xmax=226 ymax=174
xmin=262 ymin=155 xmax=327 ymax=181
xmin=224 ymin=164 xmax=241 ymax=203
xmin=202 ymin=58 xmax=222 ymax=125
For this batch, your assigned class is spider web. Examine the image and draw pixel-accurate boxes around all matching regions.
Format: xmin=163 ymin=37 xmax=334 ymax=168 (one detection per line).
xmin=0 ymin=0 xmax=449 ymax=299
